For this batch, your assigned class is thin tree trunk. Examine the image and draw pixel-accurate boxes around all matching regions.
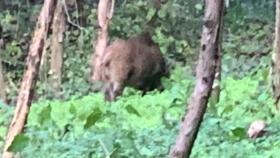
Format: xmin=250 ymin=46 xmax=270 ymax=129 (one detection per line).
xmin=91 ymin=0 xmax=114 ymax=81
xmin=39 ymin=37 xmax=50 ymax=83
xmin=272 ymin=0 xmax=280 ymax=110
xmin=2 ymin=0 xmax=57 ymax=157
xmin=50 ymin=1 xmax=65 ymax=96
xmin=0 ymin=58 xmax=6 ymax=103
xmin=0 ymin=37 xmax=6 ymax=103
xmin=76 ymin=0 xmax=85 ymax=26
xmin=169 ymin=1 xmax=224 ymax=158
xmin=211 ymin=3 xmax=225 ymax=104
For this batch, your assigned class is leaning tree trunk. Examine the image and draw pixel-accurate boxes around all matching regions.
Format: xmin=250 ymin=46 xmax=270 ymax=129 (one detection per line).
xmin=50 ymin=0 xmax=65 ymax=96
xmin=2 ymin=0 xmax=57 ymax=157
xmin=272 ymin=0 xmax=280 ymax=110
xmin=169 ymin=1 xmax=224 ymax=158
xmin=91 ymin=0 xmax=114 ymax=81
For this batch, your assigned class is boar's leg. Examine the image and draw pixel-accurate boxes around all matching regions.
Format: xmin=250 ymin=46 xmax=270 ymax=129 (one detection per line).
xmin=104 ymin=81 xmax=124 ymax=101
xmin=103 ymin=82 xmax=113 ymax=101
xmin=140 ymin=74 xmax=164 ymax=91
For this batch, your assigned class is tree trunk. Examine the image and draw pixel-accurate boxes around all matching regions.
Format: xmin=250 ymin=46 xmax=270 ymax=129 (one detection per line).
xmin=39 ymin=37 xmax=50 ymax=83
xmin=169 ymin=1 xmax=224 ymax=158
xmin=50 ymin=0 xmax=65 ymax=96
xmin=0 ymin=37 xmax=6 ymax=103
xmin=0 ymin=58 xmax=6 ymax=103
xmin=272 ymin=0 xmax=280 ymax=110
xmin=76 ymin=0 xmax=86 ymax=26
xmin=210 ymin=3 xmax=225 ymax=104
xmin=91 ymin=0 xmax=114 ymax=81
xmin=2 ymin=0 xmax=57 ymax=157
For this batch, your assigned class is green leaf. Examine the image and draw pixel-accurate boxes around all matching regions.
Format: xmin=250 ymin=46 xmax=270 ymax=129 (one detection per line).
xmin=125 ymin=105 xmax=141 ymax=117
xmin=69 ymin=103 xmax=77 ymax=115
xmin=101 ymin=130 xmax=116 ymax=153
xmin=146 ymin=8 xmax=156 ymax=21
xmin=84 ymin=108 xmax=102 ymax=129
xmin=7 ymin=134 xmax=29 ymax=152
xmin=195 ymin=3 xmax=203 ymax=10
xmin=257 ymin=93 xmax=269 ymax=102
xmin=231 ymin=127 xmax=246 ymax=139
xmin=158 ymin=9 xmax=166 ymax=18
xmin=38 ymin=104 xmax=51 ymax=125
xmin=51 ymin=102 xmax=73 ymax=128
xmin=262 ymin=69 xmax=269 ymax=80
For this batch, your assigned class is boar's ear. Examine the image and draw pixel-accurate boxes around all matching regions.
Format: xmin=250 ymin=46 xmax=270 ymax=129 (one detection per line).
xmin=135 ymin=32 xmax=155 ymax=46
xmin=143 ymin=32 xmax=156 ymax=46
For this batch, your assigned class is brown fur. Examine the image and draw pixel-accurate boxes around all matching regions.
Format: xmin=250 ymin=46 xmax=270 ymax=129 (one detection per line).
xmin=100 ymin=33 xmax=168 ymax=101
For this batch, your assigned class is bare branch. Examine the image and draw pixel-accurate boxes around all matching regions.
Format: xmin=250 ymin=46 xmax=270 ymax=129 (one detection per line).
xmin=62 ymin=0 xmax=83 ymax=30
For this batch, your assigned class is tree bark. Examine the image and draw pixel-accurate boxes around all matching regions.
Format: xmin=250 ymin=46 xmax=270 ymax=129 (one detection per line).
xmin=169 ymin=1 xmax=224 ymax=158
xmin=50 ymin=0 xmax=65 ymax=96
xmin=272 ymin=0 xmax=280 ymax=110
xmin=0 ymin=37 xmax=6 ymax=103
xmin=2 ymin=0 xmax=57 ymax=157
xmin=76 ymin=0 xmax=85 ymax=26
xmin=91 ymin=0 xmax=114 ymax=81
xmin=39 ymin=38 xmax=50 ymax=83
xmin=211 ymin=3 xmax=225 ymax=104
xmin=0 ymin=58 xmax=6 ymax=103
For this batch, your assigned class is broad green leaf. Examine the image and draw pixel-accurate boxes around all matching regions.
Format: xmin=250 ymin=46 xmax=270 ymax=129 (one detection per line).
xmin=38 ymin=104 xmax=51 ymax=125
xmin=7 ymin=134 xmax=29 ymax=152
xmin=231 ymin=127 xmax=246 ymax=139
xmin=84 ymin=108 xmax=102 ymax=129
xmin=125 ymin=105 xmax=141 ymax=117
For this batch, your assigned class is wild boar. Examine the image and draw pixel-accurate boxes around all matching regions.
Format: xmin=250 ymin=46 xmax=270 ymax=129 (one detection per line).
xmin=100 ymin=33 xmax=168 ymax=101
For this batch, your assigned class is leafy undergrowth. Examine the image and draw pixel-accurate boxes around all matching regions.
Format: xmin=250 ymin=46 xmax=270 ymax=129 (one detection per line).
xmin=1 ymin=67 xmax=280 ymax=158
xmin=192 ymin=69 xmax=280 ymax=158
xmin=0 ymin=101 xmax=13 ymax=153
